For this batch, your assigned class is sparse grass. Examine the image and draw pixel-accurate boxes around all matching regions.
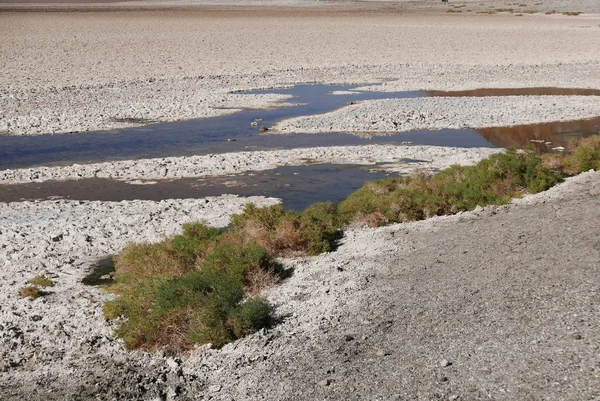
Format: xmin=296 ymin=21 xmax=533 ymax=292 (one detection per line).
xmin=20 ymin=286 xmax=42 ymax=299
xmin=542 ymin=136 xmax=600 ymax=175
xmin=28 ymin=275 xmax=54 ymax=287
xmin=20 ymin=275 xmax=54 ymax=299
xmin=563 ymin=11 xmax=582 ymax=16
xmin=447 ymin=9 xmax=463 ymax=13
xmin=545 ymin=10 xmax=557 ymax=14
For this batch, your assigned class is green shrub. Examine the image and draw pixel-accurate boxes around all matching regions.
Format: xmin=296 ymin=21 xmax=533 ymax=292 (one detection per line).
xmin=114 ymin=222 xmax=220 ymax=286
xmin=105 ymin=220 xmax=283 ymax=353
xmin=562 ymin=136 xmax=600 ymax=174
xmin=202 ymin=239 xmax=284 ymax=285
xmin=28 ymin=275 xmax=54 ymax=287
xmin=230 ymin=202 xmax=341 ymax=256
xmin=228 ymin=297 xmax=273 ymax=338
xmin=299 ymin=202 xmax=341 ymax=255
xmin=340 ymin=149 xmax=562 ymax=226
xmin=108 ymin=269 xmax=274 ymax=351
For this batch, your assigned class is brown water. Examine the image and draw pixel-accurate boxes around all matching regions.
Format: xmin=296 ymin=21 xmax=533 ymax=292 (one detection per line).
xmin=430 ymin=87 xmax=600 ymax=97
xmin=477 ymin=116 xmax=600 ymax=151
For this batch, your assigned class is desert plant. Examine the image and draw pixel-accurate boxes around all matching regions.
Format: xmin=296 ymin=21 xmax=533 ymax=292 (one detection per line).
xmin=228 ymin=297 xmax=273 ymax=338
xmin=19 ymin=285 xmax=42 ymax=299
xmin=562 ymin=136 xmax=600 ymax=174
xmin=105 ymin=220 xmax=284 ymax=353
xmin=339 ymin=149 xmax=562 ymax=227
xmin=107 ymin=268 xmax=275 ymax=352
xmin=28 ymin=275 xmax=54 ymax=287
xmin=230 ymin=202 xmax=341 ymax=256
xmin=299 ymin=202 xmax=341 ymax=255
xmin=113 ymin=222 xmax=220 ymax=287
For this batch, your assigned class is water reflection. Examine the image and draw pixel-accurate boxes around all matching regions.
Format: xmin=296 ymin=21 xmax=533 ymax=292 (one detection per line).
xmin=0 ymin=163 xmax=394 ymax=211
xmin=476 ymin=116 xmax=600 ymax=152
xmin=430 ymin=87 xmax=600 ymax=97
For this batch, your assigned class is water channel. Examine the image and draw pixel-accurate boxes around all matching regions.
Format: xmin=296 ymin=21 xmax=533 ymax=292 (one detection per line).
xmin=1 ymin=84 xmax=599 ymax=210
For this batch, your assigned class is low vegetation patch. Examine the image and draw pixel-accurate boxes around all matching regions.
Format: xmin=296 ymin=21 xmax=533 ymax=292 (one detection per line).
xmin=541 ymin=136 xmax=600 ymax=175
xmin=105 ymin=135 xmax=600 ymax=354
xmin=20 ymin=275 xmax=54 ymax=299
xmin=104 ymin=222 xmax=285 ymax=353
xmin=339 ymin=149 xmax=561 ymax=226
xmin=20 ymin=285 xmax=42 ymax=299
xmin=229 ymin=202 xmax=341 ymax=257
xmin=28 ymin=275 xmax=54 ymax=287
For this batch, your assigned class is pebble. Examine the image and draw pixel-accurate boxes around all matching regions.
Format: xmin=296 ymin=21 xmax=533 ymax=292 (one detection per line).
xmin=318 ymin=379 xmax=332 ymax=387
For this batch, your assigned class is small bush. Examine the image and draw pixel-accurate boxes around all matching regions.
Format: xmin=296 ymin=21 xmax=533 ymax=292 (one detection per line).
xmin=20 ymin=286 xmax=41 ymax=299
xmin=299 ymin=202 xmax=341 ymax=255
xmin=105 ymin=220 xmax=284 ymax=353
xmin=28 ymin=275 xmax=54 ymax=287
xmin=562 ymin=136 xmax=600 ymax=174
xmin=202 ymin=238 xmax=285 ymax=290
xmin=109 ymin=269 xmax=275 ymax=352
xmin=114 ymin=222 xmax=220 ymax=287
xmin=230 ymin=202 xmax=341 ymax=256
xmin=228 ymin=297 xmax=273 ymax=338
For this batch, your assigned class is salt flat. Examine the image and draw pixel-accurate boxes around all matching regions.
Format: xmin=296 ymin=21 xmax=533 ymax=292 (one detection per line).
xmin=1 ymin=2 xmax=599 ymax=399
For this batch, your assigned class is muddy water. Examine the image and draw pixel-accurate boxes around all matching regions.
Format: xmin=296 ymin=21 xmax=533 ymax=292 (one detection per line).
xmin=1 ymin=84 xmax=599 ymax=208
xmin=0 ymin=164 xmax=399 ymax=211
xmin=0 ymin=84 xmax=429 ymax=170
xmin=477 ymin=116 xmax=600 ymax=151
xmin=430 ymin=87 xmax=600 ymax=97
